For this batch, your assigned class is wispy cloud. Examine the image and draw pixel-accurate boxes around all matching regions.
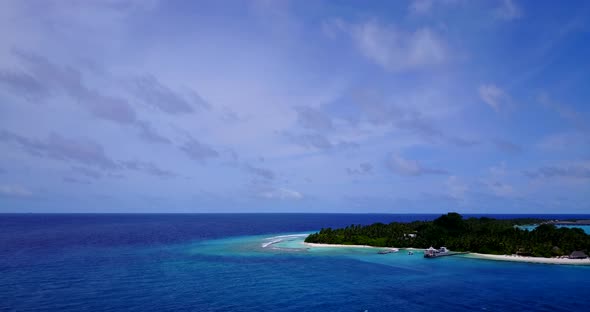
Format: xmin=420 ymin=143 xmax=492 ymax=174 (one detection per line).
xmin=71 ymin=166 xmax=102 ymax=179
xmin=479 ymin=84 xmax=509 ymax=112
xmin=243 ymin=163 xmax=276 ymax=180
xmin=495 ymin=0 xmax=522 ymax=20
xmin=0 ymin=130 xmax=176 ymax=178
xmin=2 ymin=50 xmax=175 ymax=145
xmin=524 ymin=165 xmax=590 ymax=180
xmin=538 ymin=93 xmax=589 ymax=132
xmin=180 ymin=137 xmax=219 ymax=162
xmin=409 ymin=0 xmax=434 ymax=14
xmin=284 ymin=132 xmax=358 ymax=151
xmin=293 ymin=106 xmax=333 ymax=131
xmin=258 ymin=187 xmax=303 ymax=200
xmin=135 ymin=121 xmax=172 ymax=145
xmin=446 ymin=175 xmax=468 ymax=200
xmin=130 ymin=75 xmax=209 ymax=114
xmin=537 ymin=132 xmax=588 ymax=151
xmin=11 ymin=50 xmax=137 ymax=124
xmin=346 ymin=162 xmax=373 ymax=176
xmin=0 ymin=0 xmax=587 ymax=212
xmin=408 ymin=0 xmax=462 ymax=15
xmin=0 ymin=129 xmax=119 ymax=170
xmin=0 ymin=184 xmax=33 ymax=197
xmin=485 ymin=180 xmax=516 ymax=198
xmin=62 ymin=176 xmax=92 ymax=185
xmin=492 ymin=139 xmax=522 ymax=153
xmin=121 ymin=160 xmax=176 ymax=178
xmin=327 ymin=19 xmax=449 ymax=71
xmin=387 ymin=154 xmax=448 ymax=176
xmin=349 ymin=90 xmax=478 ymax=147
xmin=0 ymin=69 xmax=48 ymax=100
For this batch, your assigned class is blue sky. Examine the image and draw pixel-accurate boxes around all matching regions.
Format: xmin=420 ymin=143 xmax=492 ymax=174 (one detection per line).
xmin=1 ymin=0 xmax=589 ymax=213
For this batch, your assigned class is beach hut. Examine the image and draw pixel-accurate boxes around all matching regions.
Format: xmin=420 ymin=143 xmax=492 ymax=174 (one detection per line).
xmin=568 ymin=251 xmax=588 ymax=259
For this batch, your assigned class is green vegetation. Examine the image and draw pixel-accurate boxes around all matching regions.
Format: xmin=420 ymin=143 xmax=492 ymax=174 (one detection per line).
xmin=304 ymin=213 xmax=590 ymax=257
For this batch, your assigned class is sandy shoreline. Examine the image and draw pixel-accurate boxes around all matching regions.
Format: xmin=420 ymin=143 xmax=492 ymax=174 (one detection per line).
xmin=303 ymin=242 xmax=381 ymax=248
xmin=303 ymin=243 xmax=590 ymax=265
xmin=303 ymin=242 xmax=421 ymax=250
xmin=467 ymin=253 xmax=590 ymax=265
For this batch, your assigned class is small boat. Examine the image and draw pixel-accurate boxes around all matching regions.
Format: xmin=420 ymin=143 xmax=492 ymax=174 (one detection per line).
xmin=424 ymin=246 xmax=449 ymax=258
xmin=377 ymin=248 xmax=399 ymax=254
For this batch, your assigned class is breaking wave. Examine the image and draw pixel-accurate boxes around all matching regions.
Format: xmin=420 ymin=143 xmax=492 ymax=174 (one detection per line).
xmin=261 ymin=234 xmax=309 ymax=248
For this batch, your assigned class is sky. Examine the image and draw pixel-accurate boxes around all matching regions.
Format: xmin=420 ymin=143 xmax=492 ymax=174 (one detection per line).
xmin=0 ymin=0 xmax=589 ymax=213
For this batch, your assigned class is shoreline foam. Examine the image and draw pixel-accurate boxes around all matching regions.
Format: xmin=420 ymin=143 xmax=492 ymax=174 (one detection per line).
xmin=467 ymin=253 xmax=590 ymax=265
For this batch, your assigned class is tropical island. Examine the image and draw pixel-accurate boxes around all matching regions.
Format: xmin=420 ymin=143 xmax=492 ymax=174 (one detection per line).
xmin=304 ymin=213 xmax=590 ymax=263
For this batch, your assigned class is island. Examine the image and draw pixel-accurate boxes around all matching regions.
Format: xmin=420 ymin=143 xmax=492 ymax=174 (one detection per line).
xmin=304 ymin=213 xmax=590 ymax=265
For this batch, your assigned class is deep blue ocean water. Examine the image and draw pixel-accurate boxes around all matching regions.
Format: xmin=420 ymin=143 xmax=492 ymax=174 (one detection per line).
xmin=1 ymin=213 xmax=590 ymax=312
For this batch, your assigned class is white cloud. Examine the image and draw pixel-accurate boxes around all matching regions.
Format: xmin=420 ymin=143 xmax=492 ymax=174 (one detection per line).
xmin=389 ymin=155 xmax=422 ymax=176
xmin=259 ymin=187 xmax=303 ymax=200
xmin=0 ymin=184 xmax=33 ymax=197
xmin=0 ymin=0 xmax=585 ymax=213
xmin=446 ymin=175 xmax=468 ymax=200
xmin=478 ymin=84 xmax=508 ymax=111
xmin=495 ymin=0 xmax=522 ymax=20
xmin=344 ymin=20 xmax=448 ymax=71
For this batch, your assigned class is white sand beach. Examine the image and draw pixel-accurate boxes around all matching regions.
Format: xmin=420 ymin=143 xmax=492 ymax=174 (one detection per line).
xmin=303 ymin=242 xmax=590 ymax=265
xmin=303 ymin=242 xmax=381 ymax=248
xmin=468 ymin=253 xmax=590 ymax=265
xmin=303 ymin=242 xmax=422 ymax=251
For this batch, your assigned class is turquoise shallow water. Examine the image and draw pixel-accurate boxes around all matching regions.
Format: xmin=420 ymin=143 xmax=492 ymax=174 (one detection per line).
xmin=183 ymin=233 xmax=590 ymax=311
xmin=2 ymin=214 xmax=590 ymax=311
xmin=519 ymin=224 xmax=590 ymax=233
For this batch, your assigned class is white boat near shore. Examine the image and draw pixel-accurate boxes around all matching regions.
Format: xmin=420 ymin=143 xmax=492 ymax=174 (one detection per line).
xmin=377 ymin=248 xmax=399 ymax=254
xmin=424 ymin=246 xmax=449 ymax=258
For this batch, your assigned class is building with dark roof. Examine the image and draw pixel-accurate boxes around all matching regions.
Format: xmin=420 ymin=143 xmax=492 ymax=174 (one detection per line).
xmin=569 ymin=251 xmax=588 ymax=259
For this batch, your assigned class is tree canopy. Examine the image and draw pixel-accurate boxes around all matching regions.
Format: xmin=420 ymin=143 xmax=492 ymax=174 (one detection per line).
xmin=304 ymin=213 xmax=590 ymax=257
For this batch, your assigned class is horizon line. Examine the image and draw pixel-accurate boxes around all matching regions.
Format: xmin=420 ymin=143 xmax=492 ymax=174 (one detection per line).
xmin=1 ymin=212 xmax=590 ymax=215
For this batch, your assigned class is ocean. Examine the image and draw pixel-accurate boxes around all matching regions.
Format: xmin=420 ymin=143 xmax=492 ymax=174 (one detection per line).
xmin=1 ymin=213 xmax=590 ymax=312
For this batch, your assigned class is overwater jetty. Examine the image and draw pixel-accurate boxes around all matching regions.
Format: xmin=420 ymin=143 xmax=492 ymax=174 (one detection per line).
xmin=424 ymin=247 xmax=469 ymax=258
xmin=424 ymin=251 xmax=470 ymax=258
